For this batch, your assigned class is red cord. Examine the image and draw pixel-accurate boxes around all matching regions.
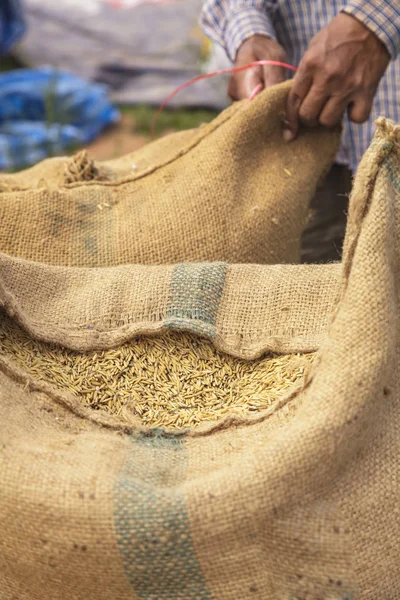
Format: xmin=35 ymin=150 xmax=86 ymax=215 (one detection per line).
xmin=247 ymin=82 xmax=263 ymax=103
xmin=151 ymin=60 xmax=298 ymax=138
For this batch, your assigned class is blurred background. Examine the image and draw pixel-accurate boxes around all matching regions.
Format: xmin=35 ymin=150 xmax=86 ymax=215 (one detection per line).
xmin=0 ymin=0 xmax=231 ymax=171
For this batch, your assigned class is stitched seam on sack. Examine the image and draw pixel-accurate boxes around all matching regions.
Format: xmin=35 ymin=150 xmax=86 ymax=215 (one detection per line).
xmin=339 ymin=124 xmax=397 ymax=295
xmin=63 ymin=101 xmax=245 ymax=190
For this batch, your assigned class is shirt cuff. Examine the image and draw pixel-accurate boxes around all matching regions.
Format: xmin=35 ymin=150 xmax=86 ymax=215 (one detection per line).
xmin=341 ymin=1 xmax=400 ymax=59
xmin=224 ymin=8 xmax=277 ymax=61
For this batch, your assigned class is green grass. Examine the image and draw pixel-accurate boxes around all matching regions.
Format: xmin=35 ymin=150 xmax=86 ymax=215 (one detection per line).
xmin=1 ymin=57 xmax=219 ymax=135
xmin=121 ymin=104 xmax=219 ymax=137
xmin=1 ymin=55 xmax=219 ymax=134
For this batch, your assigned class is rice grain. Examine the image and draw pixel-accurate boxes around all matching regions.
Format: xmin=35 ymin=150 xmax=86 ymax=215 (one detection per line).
xmin=0 ymin=313 xmax=315 ymax=429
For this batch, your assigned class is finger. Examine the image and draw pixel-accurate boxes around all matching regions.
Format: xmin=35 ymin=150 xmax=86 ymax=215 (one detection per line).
xmin=283 ymin=71 xmax=313 ymax=141
xmin=229 ymin=66 xmax=263 ymax=101
xmin=242 ymin=67 xmax=264 ymax=98
xmin=298 ymin=86 xmax=329 ymax=127
xmin=227 ymin=75 xmax=239 ymax=101
xmin=348 ymin=95 xmax=374 ymax=124
xmin=262 ymin=64 xmax=286 ymax=88
xmin=319 ymin=95 xmax=350 ymax=128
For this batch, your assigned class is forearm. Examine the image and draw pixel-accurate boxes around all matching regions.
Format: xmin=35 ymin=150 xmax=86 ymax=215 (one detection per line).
xmin=200 ymin=1 xmax=277 ymax=60
xmin=341 ymin=0 xmax=400 ymax=58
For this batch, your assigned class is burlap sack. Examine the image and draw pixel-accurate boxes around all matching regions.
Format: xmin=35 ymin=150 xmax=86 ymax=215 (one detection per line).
xmin=0 ymin=81 xmax=339 ymax=266
xmin=0 ymin=118 xmax=399 ymax=599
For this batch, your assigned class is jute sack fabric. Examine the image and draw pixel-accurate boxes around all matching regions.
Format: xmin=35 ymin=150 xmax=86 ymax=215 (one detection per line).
xmin=0 ymin=81 xmax=339 ymax=266
xmin=0 ymin=118 xmax=399 ymax=599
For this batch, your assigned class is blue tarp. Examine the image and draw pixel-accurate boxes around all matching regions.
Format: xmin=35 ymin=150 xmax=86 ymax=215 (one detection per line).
xmin=0 ymin=67 xmax=120 ymax=170
xmin=0 ymin=0 xmax=26 ymax=55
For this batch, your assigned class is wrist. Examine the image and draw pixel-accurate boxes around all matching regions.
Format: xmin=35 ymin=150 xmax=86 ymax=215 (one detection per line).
xmin=236 ymin=34 xmax=287 ymax=64
xmin=224 ymin=8 xmax=277 ymax=61
xmin=341 ymin=2 xmax=400 ymax=58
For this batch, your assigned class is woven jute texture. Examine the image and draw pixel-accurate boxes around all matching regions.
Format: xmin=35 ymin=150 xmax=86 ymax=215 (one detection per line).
xmin=0 ymin=119 xmax=399 ymax=599
xmin=0 ymin=81 xmax=339 ymax=266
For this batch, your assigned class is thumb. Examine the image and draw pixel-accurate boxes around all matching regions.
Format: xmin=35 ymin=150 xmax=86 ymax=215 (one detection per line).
xmin=283 ymin=71 xmax=312 ymax=142
xmin=283 ymin=88 xmax=301 ymax=142
xmin=242 ymin=66 xmax=265 ymax=98
xmin=228 ymin=65 xmax=264 ymax=101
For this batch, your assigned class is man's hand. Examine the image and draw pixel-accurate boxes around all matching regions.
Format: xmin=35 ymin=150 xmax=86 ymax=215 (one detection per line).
xmin=228 ymin=34 xmax=288 ymax=100
xmin=283 ymin=13 xmax=390 ymax=141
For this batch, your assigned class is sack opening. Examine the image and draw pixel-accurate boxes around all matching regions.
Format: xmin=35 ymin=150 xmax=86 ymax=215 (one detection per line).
xmin=0 ymin=311 xmax=315 ymax=434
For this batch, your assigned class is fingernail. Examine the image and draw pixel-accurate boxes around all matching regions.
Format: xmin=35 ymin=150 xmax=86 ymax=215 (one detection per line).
xmin=283 ymin=128 xmax=294 ymax=142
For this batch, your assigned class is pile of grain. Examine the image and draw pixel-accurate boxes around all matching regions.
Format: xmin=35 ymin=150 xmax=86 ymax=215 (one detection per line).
xmin=0 ymin=313 xmax=315 ymax=429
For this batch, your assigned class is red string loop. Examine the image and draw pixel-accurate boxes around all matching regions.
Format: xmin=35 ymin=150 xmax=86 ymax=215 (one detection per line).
xmin=151 ymin=60 xmax=298 ymax=137
xmin=247 ymin=82 xmax=263 ymax=103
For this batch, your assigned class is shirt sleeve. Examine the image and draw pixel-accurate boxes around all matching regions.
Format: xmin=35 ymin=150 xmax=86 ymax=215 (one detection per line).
xmin=199 ymin=1 xmax=277 ymax=62
xmin=341 ymin=0 xmax=400 ymax=59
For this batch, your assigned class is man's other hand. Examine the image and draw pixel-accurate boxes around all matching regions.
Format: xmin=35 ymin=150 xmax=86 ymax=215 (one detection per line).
xmin=283 ymin=13 xmax=390 ymax=141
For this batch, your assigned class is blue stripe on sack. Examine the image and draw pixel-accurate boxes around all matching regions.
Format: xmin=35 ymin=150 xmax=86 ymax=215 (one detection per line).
xmin=384 ymin=153 xmax=400 ymax=191
xmin=114 ymin=433 xmax=213 ymax=600
xmin=165 ymin=263 xmax=229 ymax=338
